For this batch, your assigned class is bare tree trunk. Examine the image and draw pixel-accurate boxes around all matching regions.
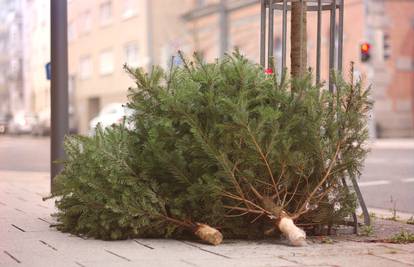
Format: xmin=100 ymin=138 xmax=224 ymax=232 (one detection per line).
xmin=277 ymin=214 xmax=307 ymax=246
xmin=291 ymin=1 xmax=307 ymax=79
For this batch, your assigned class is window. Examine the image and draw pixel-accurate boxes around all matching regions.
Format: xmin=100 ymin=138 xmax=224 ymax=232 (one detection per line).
xmin=396 ymin=57 xmax=414 ymax=71
xmin=196 ymin=0 xmax=205 ymax=7
xmin=0 ymin=72 xmax=4 ymax=85
xmin=99 ymin=49 xmax=114 ymax=75
xmin=99 ymin=1 xmax=112 ymax=26
xmin=0 ymin=40 xmax=5 ymax=52
xmin=79 ymin=56 xmax=92 ymax=80
xmin=68 ymin=21 xmax=76 ymax=42
xmin=80 ymin=10 xmax=92 ymax=34
xmin=124 ymin=42 xmax=139 ymax=67
xmin=9 ymin=24 xmax=19 ymax=44
xmin=10 ymin=59 xmax=20 ymax=73
xmin=123 ymin=0 xmax=137 ymax=19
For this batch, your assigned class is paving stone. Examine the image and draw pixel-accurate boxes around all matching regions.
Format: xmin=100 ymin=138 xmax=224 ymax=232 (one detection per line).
xmin=11 ymin=254 xmax=78 ymax=267
xmin=4 ymin=215 xmax=52 ymax=232
xmin=1 ymin=241 xmax=61 ymax=265
xmin=185 ymin=240 xmax=295 ymax=258
xmin=378 ymin=244 xmax=411 ymax=253
xmin=129 ymin=239 xmax=226 ymax=260
xmin=1 ymin=250 xmax=22 ymax=267
xmin=183 ymin=257 xmax=298 ymax=267
xmin=381 ymin=243 xmax=414 ymax=254
xmin=376 ymin=253 xmax=414 ymax=266
xmin=284 ymin=254 xmax=411 ymax=267
xmin=188 ymin=240 xmax=398 ymax=259
xmin=79 ymin=259 xmax=181 ymax=267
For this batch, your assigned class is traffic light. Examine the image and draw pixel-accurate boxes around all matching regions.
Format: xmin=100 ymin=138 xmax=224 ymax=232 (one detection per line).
xmin=383 ymin=33 xmax=390 ymax=60
xmin=360 ymin=43 xmax=371 ymax=63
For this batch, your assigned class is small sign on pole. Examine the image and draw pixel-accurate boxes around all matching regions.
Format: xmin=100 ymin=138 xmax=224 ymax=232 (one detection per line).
xmin=45 ymin=62 xmax=51 ymax=80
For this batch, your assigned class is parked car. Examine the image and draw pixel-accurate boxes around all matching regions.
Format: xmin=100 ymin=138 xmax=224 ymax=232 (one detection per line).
xmin=89 ymin=103 xmax=133 ymax=135
xmin=31 ymin=108 xmax=50 ymax=136
xmin=0 ymin=113 xmax=11 ymax=134
xmin=31 ymin=107 xmax=78 ymax=136
xmin=8 ymin=111 xmax=38 ymax=135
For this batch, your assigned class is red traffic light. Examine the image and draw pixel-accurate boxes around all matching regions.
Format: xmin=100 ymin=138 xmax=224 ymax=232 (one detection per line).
xmin=361 ymin=43 xmax=371 ymax=53
xmin=360 ymin=43 xmax=371 ymax=63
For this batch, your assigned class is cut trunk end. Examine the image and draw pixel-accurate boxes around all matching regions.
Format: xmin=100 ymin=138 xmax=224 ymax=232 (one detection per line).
xmin=277 ymin=216 xmax=307 ymax=246
xmin=194 ymin=223 xmax=223 ymax=245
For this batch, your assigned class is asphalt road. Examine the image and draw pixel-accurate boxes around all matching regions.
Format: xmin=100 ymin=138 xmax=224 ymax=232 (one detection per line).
xmin=0 ymin=135 xmax=413 ymax=213
xmin=0 ymin=135 xmax=50 ymax=172
xmin=359 ymin=143 xmax=414 ymax=214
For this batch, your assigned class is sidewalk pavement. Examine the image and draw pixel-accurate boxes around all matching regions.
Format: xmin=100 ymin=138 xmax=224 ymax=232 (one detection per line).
xmin=1 ymin=170 xmax=413 ymax=267
xmin=368 ymin=138 xmax=414 ymax=150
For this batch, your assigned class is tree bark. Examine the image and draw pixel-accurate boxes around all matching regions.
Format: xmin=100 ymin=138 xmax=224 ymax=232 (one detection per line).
xmin=262 ymin=197 xmax=306 ymax=246
xmin=277 ymin=214 xmax=307 ymax=246
xmin=290 ymin=1 xmax=307 ymax=79
xmin=194 ymin=223 xmax=223 ymax=245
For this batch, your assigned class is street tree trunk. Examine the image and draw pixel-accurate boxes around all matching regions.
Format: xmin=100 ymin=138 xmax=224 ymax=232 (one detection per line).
xmin=291 ymin=1 xmax=307 ymax=79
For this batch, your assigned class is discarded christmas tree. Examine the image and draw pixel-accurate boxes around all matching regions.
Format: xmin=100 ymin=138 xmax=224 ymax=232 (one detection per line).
xmin=49 ymin=51 xmax=371 ymax=246
xmin=49 ymin=125 xmax=223 ymax=244
xmin=125 ymin=51 xmax=371 ymax=245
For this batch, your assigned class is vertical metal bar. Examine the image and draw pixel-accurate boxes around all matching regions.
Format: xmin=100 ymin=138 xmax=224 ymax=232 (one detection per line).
xmin=219 ymin=0 xmax=228 ymax=56
xmin=281 ymin=0 xmax=287 ymax=72
xmin=260 ymin=0 xmax=266 ymax=66
xmin=299 ymin=0 xmax=304 ymax=74
xmin=50 ymin=0 xmax=69 ymax=191
xmin=350 ymin=174 xmax=371 ymax=226
xmin=316 ymin=0 xmax=322 ymax=84
xmin=338 ymin=0 xmax=344 ymax=72
xmin=328 ymin=0 xmax=336 ymax=92
xmin=267 ymin=0 xmax=274 ymax=68
xmin=341 ymin=177 xmax=359 ymax=234
xmin=146 ymin=0 xmax=154 ymax=70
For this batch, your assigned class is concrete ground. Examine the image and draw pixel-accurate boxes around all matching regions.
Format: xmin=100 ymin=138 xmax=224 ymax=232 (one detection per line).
xmin=1 ymin=170 xmax=413 ymax=267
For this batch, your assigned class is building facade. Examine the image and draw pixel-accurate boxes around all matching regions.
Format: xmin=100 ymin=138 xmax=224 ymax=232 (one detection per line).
xmin=0 ymin=0 xmax=24 ymax=116
xmin=371 ymin=0 xmax=414 ymax=137
xmin=22 ymin=0 xmax=51 ymax=115
xmin=68 ymin=0 xmax=191 ymax=134
xmin=0 ymin=0 xmax=51 ymax=119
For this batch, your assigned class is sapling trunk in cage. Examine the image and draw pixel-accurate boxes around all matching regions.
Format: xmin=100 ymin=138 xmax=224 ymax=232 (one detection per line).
xmin=291 ymin=0 xmax=308 ymax=79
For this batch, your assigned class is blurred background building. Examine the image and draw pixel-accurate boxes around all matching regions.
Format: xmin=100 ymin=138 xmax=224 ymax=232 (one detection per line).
xmin=67 ymin=0 xmax=191 ymax=134
xmin=23 ymin=0 xmax=51 ymax=116
xmin=0 ymin=0 xmax=24 ymax=116
xmin=0 ymin=0 xmax=413 ymax=137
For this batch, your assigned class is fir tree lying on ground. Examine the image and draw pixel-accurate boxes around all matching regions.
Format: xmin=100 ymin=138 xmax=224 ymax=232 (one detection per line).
xmin=49 ymin=51 xmax=371 ymax=246
xmin=49 ymin=125 xmax=222 ymax=244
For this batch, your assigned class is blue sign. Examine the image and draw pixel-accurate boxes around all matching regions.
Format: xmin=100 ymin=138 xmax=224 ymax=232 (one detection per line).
xmin=45 ymin=62 xmax=51 ymax=80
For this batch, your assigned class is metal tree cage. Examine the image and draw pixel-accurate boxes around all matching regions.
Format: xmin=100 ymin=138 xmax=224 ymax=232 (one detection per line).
xmin=260 ymin=0 xmax=344 ymax=88
xmin=259 ymin=0 xmax=371 ymax=228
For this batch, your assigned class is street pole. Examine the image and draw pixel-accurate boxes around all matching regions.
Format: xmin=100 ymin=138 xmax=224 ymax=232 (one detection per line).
xmin=219 ymin=0 xmax=228 ymax=56
xmin=50 ymin=0 xmax=69 ymax=192
xmin=146 ymin=0 xmax=154 ymax=70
